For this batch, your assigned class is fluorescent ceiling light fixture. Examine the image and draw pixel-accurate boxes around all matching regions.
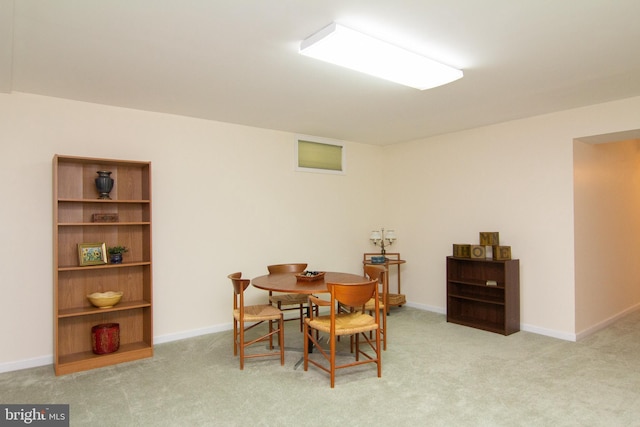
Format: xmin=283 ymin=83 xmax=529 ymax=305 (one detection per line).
xmin=300 ymin=22 xmax=463 ymax=90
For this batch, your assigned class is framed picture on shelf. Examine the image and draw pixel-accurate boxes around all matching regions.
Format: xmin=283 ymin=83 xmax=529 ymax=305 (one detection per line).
xmin=78 ymin=242 xmax=107 ymax=266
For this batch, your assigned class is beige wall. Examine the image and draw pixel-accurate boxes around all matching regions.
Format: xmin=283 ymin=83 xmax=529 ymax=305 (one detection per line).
xmin=573 ymin=138 xmax=640 ymax=336
xmin=385 ymin=116 xmax=575 ymax=336
xmin=0 ymin=92 xmax=382 ymax=370
xmin=383 ymin=96 xmax=640 ymax=339
xmin=2 ymin=91 xmax=640 ymax=372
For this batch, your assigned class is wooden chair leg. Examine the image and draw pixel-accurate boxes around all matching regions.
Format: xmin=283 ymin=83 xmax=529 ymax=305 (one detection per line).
xmin=330 ymin=333 xmax=336 ymax=388
xmin=239 ymin=321 xmax=245 ymax=370
xmin=268 ymin=320 xmax=274 ymax=349
xmin=233 ymin=318 xmax=238 ymax=356
xmin=381 ymin=309 xmax=387 ymax=350
xmin=279 ymin=315 xmax=285 ymax=365
xmin=376 ymin=328 xmax=382 ymax=377
xmin=303 ymin=322 xmax=309 ymax=371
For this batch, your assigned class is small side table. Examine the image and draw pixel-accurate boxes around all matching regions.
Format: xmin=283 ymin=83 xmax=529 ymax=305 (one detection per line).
xmin=363 ymin=253 xmax=407 ymax=308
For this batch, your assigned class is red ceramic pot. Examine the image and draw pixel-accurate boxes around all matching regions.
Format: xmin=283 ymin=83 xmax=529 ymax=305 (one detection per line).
xmin=91 ymin=323 xmax=120 ymax=354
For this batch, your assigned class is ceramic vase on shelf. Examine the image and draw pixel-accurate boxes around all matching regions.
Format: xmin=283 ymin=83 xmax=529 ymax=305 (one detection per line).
xmin=95 ymin=170 xmax=114 ymax=199
xmin=91 ymin=323 xmax=120 ymax=354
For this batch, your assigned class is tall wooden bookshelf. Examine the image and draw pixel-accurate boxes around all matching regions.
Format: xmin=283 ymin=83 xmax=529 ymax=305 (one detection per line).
xmin=53 ymin=155 xmax=153 ymax=375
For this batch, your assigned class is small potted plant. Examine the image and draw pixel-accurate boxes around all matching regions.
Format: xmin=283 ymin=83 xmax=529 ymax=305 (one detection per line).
xmin=107 ymin=245 xmax=129 ymax=264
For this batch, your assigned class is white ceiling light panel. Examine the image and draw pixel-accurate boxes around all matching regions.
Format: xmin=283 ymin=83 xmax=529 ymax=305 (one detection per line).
xmin=300 ymin=22 xmax=463 ymax=90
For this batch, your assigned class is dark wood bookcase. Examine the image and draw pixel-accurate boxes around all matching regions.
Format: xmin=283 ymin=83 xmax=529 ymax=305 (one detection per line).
xmin=446 ymin=256 xmax=520 ymax=335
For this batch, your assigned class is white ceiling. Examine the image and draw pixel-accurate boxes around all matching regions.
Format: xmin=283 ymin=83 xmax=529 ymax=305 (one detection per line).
xmin=3 ymin=0 xmax=640 ymax=145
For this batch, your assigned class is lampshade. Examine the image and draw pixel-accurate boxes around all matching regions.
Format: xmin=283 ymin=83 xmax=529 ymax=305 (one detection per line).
xmin=370 ymin=230 xmax=382 ymax=241
xmin=300 ymin=22 xmax=463 ymax=90
xmin=385 ymin=230 xmax=396 ymax=241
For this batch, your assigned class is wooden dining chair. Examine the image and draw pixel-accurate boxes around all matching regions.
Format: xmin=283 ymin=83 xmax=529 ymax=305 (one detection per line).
xmin=228 ymin=272 xmax=284 ymax=370
xmin=267 ymin=263 xmax=308 ymax=332
xmin=339 ymin=264 xmax=388 ymax=350
xmin=303 ymin=279 xmax=381 ymax=388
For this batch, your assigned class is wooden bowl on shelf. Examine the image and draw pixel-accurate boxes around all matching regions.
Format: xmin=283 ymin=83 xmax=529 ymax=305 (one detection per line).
xmin=87 ymin=291 xmax=123 ymax=309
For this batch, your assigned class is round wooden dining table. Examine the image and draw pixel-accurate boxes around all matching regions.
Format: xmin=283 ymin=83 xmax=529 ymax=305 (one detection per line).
xmin=252 ymin=271 xmax=369 ymax=366
xmin=251 ymin=271 xmax=368 ymax=294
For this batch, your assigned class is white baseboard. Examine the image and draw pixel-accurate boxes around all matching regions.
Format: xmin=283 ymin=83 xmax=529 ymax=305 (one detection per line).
xmin=154 ymin=322 xmax=232 ymax=344
xmin=520 ymin=323 xmax=576 ymax=341
xmin=575 ymin=303 xmax=640 ymax=341
xmin=407 ymin=301 xmax=577 ymax=341
xmin=0 ymin=355 xmax=53 ymax=374
xmin=404 ymin=301 xmax=445 ymax=314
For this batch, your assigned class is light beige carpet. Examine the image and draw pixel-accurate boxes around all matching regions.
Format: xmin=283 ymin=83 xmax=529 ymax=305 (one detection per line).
xmin=2 ymin=307 xmax=640 ymax=426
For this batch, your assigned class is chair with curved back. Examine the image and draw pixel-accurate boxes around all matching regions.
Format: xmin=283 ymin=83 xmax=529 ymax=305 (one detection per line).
xmin=267 ymin=263 xmax=309 ymax=331
xmin=303 ymin=279 xmax=381 ymax=388
xmin=339 ymin=264 xmax=389 ymax=350
xmin=228 ymin=272 xmax=284 ymax=369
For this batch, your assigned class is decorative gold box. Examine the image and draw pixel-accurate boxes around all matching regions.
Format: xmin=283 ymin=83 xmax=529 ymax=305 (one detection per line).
xmin=470 ymin=245 xmax=486 ymax=259
xmin=479 ymin=232 xmax=499 ymax=246
xmin=493 ymin=246 xmax=512 ymax=260
xmin=452 ymin=244 xmax=471 ymax=258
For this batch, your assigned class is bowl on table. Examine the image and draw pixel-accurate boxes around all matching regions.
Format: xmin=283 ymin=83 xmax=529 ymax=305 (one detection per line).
xmin=295 ymin=271 xmax=326 ymax=282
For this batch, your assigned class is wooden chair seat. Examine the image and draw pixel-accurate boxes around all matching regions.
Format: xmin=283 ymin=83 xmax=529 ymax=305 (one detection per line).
xmin=306 ymin=312 xmax=377 ymax=335
xmin=269 ymin=293 xmax=309 ymax=306
xmin=234 ymin=304 xmax=284 ymax=322
xmin=364 ymin=297 xmax=384 ymax=311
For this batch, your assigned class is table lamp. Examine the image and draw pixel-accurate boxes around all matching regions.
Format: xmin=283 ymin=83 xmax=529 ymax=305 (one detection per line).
xmin=370 ymin=228 xmax=396 ymax=255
